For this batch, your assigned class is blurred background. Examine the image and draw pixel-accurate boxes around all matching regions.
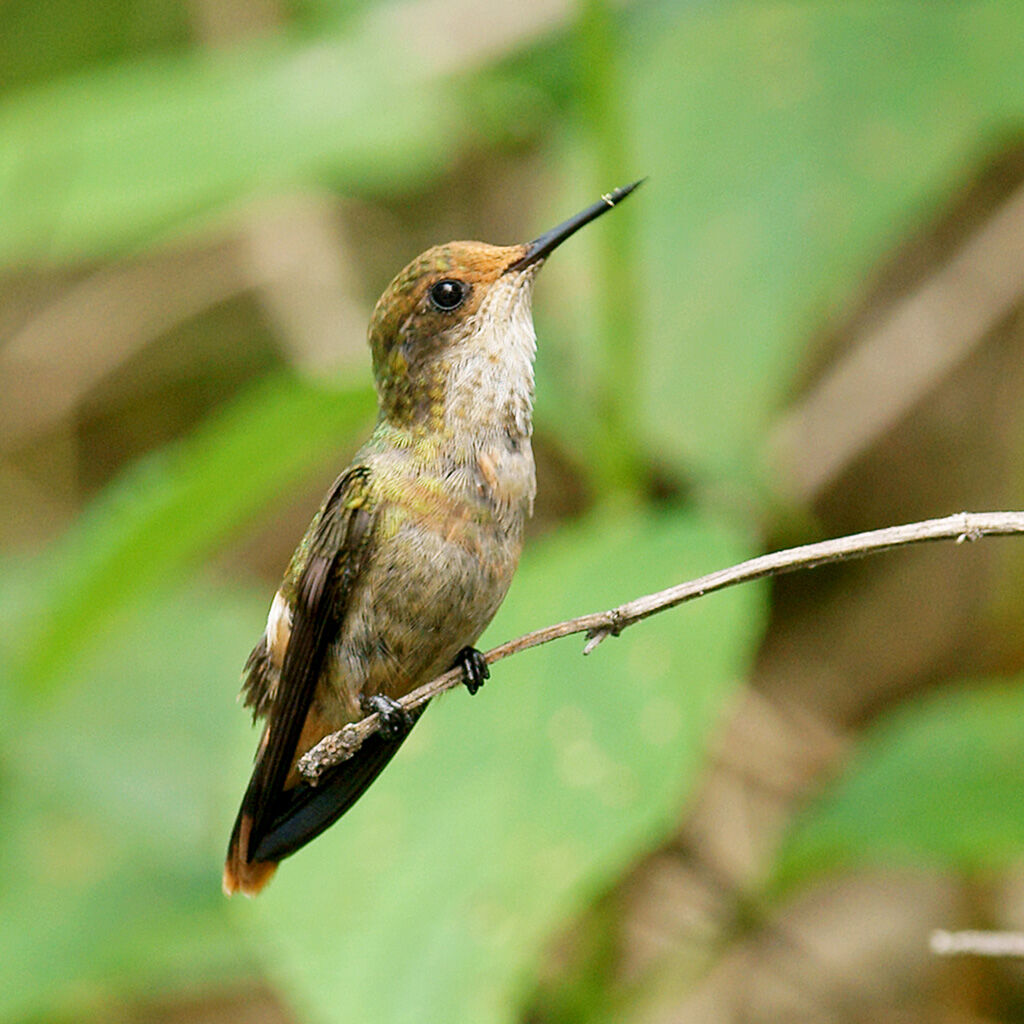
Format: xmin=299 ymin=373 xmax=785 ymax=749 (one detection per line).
xmin=4 ymin=1 xmax=1024 ymax=1021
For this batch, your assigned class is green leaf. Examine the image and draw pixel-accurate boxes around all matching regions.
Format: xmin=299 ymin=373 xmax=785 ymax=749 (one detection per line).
xmin=774 ymin=679 xmax=1024 ymax=891
xmin=0 ymin=0 xmax=188 ymax=94
xmin=0 ymin=23 xmax=545 ymax=266
xmin=540 ymin=3 xmax=1024 ymax=482
xmin=247 ymin=507 xmax=764 ymax=1024
xmin=0 ymin=583 xmax=265 ymax=1023
xmin=10 ymin=374 xmax=375 ymax=696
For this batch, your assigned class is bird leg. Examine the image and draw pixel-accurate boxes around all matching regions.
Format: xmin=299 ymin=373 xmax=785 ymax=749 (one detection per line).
xmin=361 ymin=694 xmax=415 ymax=739
xmin=454 ymin=646 xmax=490 ymax=695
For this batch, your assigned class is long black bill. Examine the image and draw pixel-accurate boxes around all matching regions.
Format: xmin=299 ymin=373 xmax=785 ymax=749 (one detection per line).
xmin=506 ymin=178 xmax=645 ymax=272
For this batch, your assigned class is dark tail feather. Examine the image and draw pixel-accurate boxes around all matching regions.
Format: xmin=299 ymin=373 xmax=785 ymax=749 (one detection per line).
xmin=253 ymin=708 xmax=424 ymax=862
xmin=223 ymin=798 xmax=277 ymax=896
xmin=223 ymin=706 xmax=425 ymax=896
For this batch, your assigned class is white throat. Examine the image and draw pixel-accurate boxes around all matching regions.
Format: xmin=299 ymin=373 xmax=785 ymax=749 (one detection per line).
xmin=444 ymin=270 xmax=538 ymax=440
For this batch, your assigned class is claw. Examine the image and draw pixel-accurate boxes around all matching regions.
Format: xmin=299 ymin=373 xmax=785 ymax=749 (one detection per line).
xmin=455 ymin=646 xmax=490 ymax=696
xmin=362 ymin=694 xmax=414 ymax=739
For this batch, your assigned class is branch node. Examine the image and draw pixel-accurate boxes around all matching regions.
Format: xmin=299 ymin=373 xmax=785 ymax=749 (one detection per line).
xmin=607 ymin=608 xmax=627 ymax=636
xmin=582 ymin=608 xmax=627 ymax=655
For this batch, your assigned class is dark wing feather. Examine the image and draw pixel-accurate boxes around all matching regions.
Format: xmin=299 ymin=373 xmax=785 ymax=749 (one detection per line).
xmin=224 ymin=466 xmax=374 ymax=894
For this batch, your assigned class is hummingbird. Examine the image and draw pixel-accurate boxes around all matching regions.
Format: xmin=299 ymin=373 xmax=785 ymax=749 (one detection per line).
xmin=224 ymin=180 xmax=643 ymax=896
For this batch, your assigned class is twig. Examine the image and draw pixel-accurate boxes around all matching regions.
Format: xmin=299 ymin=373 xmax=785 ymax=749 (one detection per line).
xmin=297 ymin=510 xmax=1024 ymax=781
xmin=930 ymin=930 xmax=1024 ymax=957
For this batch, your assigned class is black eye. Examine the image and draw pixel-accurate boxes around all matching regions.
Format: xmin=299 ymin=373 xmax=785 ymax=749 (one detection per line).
xmin=428 ymin=279 xmax=467 ymax=311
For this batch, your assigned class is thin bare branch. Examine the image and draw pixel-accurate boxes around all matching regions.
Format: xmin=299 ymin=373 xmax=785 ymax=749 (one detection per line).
xmin=931 ymin=930 xmax=1024 ymax=958
xmin=297 ymin=510 xmax=1024 ymax=781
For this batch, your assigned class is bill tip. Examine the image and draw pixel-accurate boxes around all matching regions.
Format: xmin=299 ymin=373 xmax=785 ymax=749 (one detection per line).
xmin=605 ymin=178 xmax=647 ymax=206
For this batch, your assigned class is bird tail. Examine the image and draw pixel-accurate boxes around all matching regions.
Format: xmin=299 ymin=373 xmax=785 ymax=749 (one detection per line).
xmin=223 ymin=708 xmax=424 ymax=896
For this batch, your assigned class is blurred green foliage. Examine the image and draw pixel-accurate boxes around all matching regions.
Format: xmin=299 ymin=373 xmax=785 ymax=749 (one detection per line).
xmin=4 ymin=1 xmax=1024 ymax=1022
xmin=11 ymin=375 xmax=375 ymax=695
xmin=776 ymin=678 xmax=1024 ymax=888
xmin=0 ymin=580 xmax=262 ymax=1022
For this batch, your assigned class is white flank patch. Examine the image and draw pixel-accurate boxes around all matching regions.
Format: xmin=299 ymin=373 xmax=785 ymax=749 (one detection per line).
xmin=265 ymin=590 xmax=292 ymax=667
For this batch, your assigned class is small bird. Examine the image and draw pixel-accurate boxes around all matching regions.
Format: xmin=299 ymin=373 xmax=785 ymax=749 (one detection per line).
xmin=224 ymin=181 xmax=643 ymax=895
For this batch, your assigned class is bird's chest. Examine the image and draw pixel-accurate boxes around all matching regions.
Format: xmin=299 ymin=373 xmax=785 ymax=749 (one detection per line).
xmin=472 ymin=439 xmax=536 ymax=524
xmin=326 ymin=446 xmax=533 ymax=708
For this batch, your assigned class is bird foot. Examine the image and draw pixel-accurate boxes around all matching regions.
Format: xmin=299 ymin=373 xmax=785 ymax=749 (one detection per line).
xmin=362 ymin=694 xmax=414 ymax=739
xmin=454 ymin=646 xmax=490 ymax=696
